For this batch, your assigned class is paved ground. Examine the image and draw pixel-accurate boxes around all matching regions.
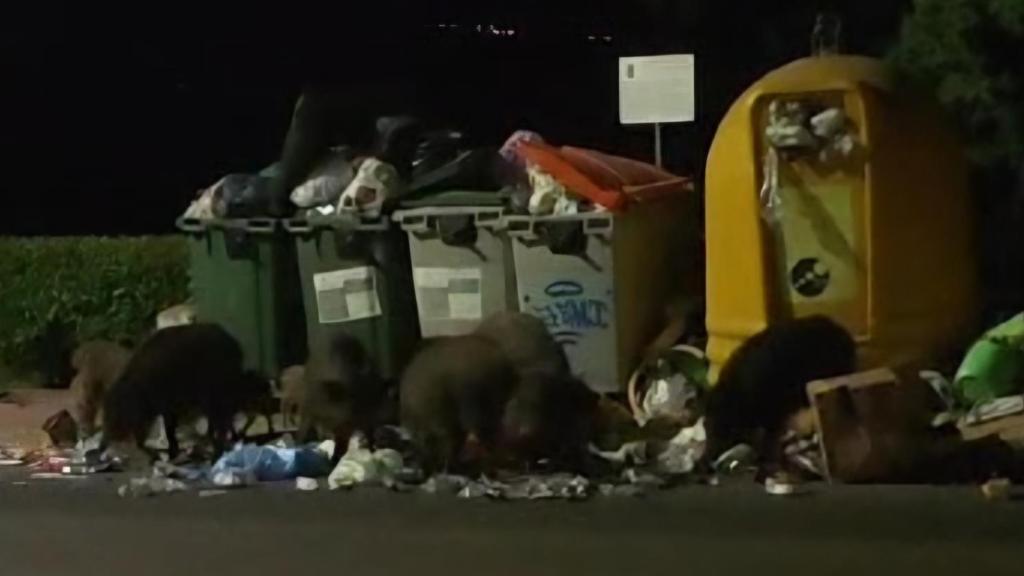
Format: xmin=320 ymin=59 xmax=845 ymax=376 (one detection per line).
xmin=1 ymin=468 xmax=1023 ymax=576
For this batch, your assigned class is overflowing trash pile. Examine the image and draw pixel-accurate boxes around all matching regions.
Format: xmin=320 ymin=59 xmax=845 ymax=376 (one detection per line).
xmin=4 ymin=308 xmax=1024 ymax=502
xmin=7 ymin=74 xmax=1023 ymax=507
xmin=181 ymin=118 xmax=692 ymax=223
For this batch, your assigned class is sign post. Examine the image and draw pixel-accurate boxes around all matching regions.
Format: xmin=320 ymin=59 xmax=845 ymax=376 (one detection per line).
xmin=618 ymin=54 xmax=696 ymax=167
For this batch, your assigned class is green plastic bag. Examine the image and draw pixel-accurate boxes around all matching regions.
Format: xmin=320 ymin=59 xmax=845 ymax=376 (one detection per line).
xmin=955 ymin=313 xmax=1024 ymax=405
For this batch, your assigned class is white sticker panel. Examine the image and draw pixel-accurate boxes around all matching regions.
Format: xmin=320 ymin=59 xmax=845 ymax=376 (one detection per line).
xmin=414 ymin=267 xmax=483 ymax=321
xmin=313 ymin=267 xmax=382 ymax=324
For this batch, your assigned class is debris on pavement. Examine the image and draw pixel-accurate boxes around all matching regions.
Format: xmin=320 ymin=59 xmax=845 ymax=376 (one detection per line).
xmin=809 ymin=368 xmax=918 ymax=483
xmin=328 ymin=434 xmax=404 ymax=490
xmin=30 ymin=472 xmax=88 ymax=480
xmin=590 ymin=441 xmax=648 ymax=468
xmin=962 ymin=396 xmax=1024 ymax=427
xmin=655 ymin=420 xmax=707 ymax=475
xmin=630 ymin=345 xmax=708 ymax=427
xmin=296 ymin=477 xmax=319 ymax=491
xmin=981 ymin=478 xmax=1013 ymax=502
xmin=42 ymin=410 xmax=78 ymax=448
xmin=713 ymin=444 xmax=756 ymax=475
xmin=118 ymin=476 xmax=188 ymax=498
xmin=211 ymin=442 xmax=333 ymax=485
xmin=764 ymin=474 xmax=806 ymax=497
xmin=420 ymin=473 xmax=592 ymax=501
xmin=598 ymin=483 xmax=647 ymax=498
xmin=198 ymin=489 xmax=229 ymax=498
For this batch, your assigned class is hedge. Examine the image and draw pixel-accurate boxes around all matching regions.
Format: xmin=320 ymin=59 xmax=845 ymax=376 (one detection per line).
xmin=0 ymin=236 xmax=189 ymax=385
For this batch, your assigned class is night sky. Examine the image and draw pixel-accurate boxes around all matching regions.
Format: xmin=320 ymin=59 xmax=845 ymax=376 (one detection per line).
xmin=1 ymin=1 xmax=909 ymax=236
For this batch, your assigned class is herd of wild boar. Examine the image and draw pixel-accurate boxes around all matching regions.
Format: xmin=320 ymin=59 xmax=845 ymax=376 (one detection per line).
xmin=69 ymin=310 xmax=862 ymax=478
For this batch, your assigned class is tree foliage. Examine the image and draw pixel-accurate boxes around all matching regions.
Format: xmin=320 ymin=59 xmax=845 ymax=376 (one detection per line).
xmin=890 ymin=0 xmax=1024 ymax=168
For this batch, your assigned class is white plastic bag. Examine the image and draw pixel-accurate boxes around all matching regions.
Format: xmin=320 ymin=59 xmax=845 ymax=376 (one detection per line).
xmin=290 ymin=150 xmax=355 ymax=209
xmin=327 ymin=434 xmax=404 ymax=490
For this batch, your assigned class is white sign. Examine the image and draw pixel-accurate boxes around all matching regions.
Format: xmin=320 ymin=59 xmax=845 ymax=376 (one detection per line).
xmin=414 ymin=267 xmax=483 ymax=321
xmin=313 ymin=267 xmax=382 ymax=324
xmin=619 ymin=54 xmax=696 ymax=125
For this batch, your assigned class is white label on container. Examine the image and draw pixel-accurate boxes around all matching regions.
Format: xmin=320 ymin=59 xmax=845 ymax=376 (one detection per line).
xmin=313 ymin=267 xmax=381 ymax=324
xmin=414 ymin=267 xmax=483 ymax=320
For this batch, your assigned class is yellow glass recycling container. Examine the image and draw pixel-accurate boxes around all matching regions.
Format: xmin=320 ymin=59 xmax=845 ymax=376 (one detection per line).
xmin=705 ymin=56 xmax=977 ymax=380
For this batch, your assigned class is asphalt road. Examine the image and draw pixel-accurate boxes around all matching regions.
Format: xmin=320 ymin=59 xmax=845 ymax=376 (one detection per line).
xmin=1 ymin=469 xmax=1023 ymax=576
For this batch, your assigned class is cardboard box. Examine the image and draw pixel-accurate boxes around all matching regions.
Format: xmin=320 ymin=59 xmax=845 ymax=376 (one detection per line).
xmin=808 ymin=368 xmax=933 ymax=483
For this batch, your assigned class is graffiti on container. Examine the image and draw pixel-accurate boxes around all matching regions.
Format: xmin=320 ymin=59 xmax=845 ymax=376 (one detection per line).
xmin=530 ymin=280 xmax=610 ymax=347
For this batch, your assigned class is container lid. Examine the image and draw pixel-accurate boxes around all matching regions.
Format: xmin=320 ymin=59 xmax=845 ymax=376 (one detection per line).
xmin=398 ymin=189 xmax=508 ymax=209
xmin=282 ymin=213 xmax=389 ymax=234
xmin=176 ymin=217 xmax=278 ymax=234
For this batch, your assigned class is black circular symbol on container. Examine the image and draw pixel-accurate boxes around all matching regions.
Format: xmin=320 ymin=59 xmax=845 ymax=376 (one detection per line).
xmin=791 ymin=258 xmax=830 ymax=297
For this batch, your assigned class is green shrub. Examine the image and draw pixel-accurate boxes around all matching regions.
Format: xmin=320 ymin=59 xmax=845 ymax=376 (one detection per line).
xmin=0 ymin=236 xmax=189 ymax=384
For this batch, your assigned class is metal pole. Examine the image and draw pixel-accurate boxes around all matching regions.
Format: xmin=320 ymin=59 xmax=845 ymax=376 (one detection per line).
xmin=654 ymin=122 xmax=663 ymax=167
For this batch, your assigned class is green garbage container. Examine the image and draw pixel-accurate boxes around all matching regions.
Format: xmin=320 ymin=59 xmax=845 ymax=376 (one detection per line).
xmin=284 ymin=215 xmax=420 ymax=380
xmin=176 ymin=217 xmax=307 ymax=378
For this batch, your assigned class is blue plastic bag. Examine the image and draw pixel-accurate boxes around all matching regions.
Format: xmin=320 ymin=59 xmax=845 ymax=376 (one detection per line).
xmin=211 ymin=445 xmax=332 ymax=482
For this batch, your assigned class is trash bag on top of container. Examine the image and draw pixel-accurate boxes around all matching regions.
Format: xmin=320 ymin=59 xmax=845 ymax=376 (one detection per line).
xmin=336 ymin=158 xmax=404 ymax=219
xmin=373 ymin=116 xmax=423 ymax=180
xmin=211 ymin=173 xmax=276 ymax=219
xmin=412 ymin=129 xmax=465 ymax=177
xmin=408 ymin=148 xmax=505 ymax=196
xmin=290 ymin=147 xmax=356 ymax=209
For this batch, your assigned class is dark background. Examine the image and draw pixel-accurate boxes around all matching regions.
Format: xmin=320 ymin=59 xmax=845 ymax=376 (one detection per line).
xmin=1 ymin=1 xmax=910 ymax=236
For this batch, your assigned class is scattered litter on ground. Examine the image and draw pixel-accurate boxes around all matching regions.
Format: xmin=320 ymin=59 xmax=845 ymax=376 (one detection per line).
xmin=296 ymin=477 xmax=319 ymax=491
xmin=153 ymin=461 xmax=208 ymax=482
xmin=42 ymin=410 xmax=78 ymax=448
xmin=713 ymin=444 xmax=756 ymax=474
xmin=426 ymin=474 xmax=592 ymax=501
xmin=598 ymin=484 xmax=647 ymax=498
xmin=963 ymin=396 xmax=1024 ymax=426
xmin=655 ymin=420 xmax=707 ymax=475
xmin=211 ymin=470 xmax=257 ymax=488
xmin=590 ymin=441 xmax=647 ymax=467
xmin=118 ymin=476 xmax=188 ymax=498
xmin=212 ymin=443 xmax=333 ymax=484
xmin=198 ymin=489 xmax=229 ymax=498
xmin=765 ymin=475 xmax=805 ymax=497
xmin=30 ymin=472 xmax=87 ymax=480
xmin=631 ymin=345 xmax=708 ymax=427
xmin=981 ymin=478 xmax=1012 ymax=502
xmin=328 ymin=434 xmax=404 ymax=490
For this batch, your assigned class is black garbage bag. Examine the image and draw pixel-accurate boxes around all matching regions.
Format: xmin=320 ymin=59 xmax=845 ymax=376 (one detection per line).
xmin=412 ymin=129 xmax=465 ymax=178
xmin=408 ymin=148 xmax=505 ymax=196
xmin=211 ymin=174 xmax=275 ymax=219
xmin=373 ymin=116 xmax=423 ymax=180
